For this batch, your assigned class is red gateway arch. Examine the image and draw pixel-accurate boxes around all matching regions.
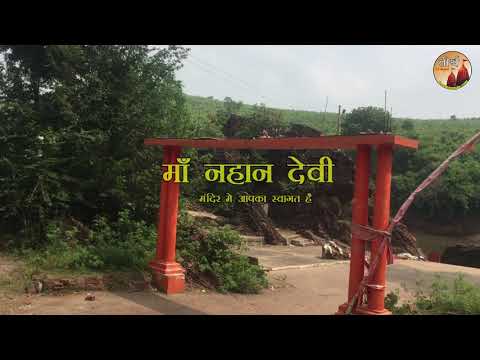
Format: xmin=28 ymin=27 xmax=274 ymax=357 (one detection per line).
xmin=144 ymin=134 xmax=419 ymax=315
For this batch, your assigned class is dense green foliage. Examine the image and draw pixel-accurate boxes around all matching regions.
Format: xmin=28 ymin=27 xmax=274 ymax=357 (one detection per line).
xmin=385 ymin=274 xmax=480 ymax=314
xmin=393 ymin=118 xmax=480 ymax=222
xmin=17 ymin=209 xmax=156 ymax=271
xmin=0 ymin=45 xmax=192 ymax=242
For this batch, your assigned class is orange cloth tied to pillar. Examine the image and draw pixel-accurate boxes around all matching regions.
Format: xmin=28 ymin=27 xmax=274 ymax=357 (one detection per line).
xmin=351 ymin=223 xmax=394 ymax=265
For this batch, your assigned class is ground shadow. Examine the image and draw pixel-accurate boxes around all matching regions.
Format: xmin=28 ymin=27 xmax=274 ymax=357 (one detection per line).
xmin=112 ymin=290 xmax=206 ymax=315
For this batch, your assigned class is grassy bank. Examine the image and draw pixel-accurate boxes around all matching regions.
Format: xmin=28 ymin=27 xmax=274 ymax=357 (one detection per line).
xmin=2 ymin=210 xmax=268 ymax=295
xmin=386 ymin=274 xmax=480 ymax=315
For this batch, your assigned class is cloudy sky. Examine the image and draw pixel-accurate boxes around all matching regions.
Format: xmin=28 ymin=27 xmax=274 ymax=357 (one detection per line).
xmin=174 ymin=45 xmax=479 ymax=119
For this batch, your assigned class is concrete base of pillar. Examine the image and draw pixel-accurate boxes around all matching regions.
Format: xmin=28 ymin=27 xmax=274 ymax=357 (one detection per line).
xmin=150 ymin=260 xmax=185 ymax=294
xmin=354 ymin=306 xmax=392 ymax=315
xmin=336 ymin=302 xmax=392 ymax=315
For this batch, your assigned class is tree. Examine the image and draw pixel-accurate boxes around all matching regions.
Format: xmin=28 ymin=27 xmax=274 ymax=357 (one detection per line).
xmin=342 ymin=106 xmax=391 ymax=135
xmin=401 ymin=119 xmax=414 ymax=131
xmin=234 ymin=104 xmax=284 ymax=138
xmin=0 ymin=45 xmax=190 ymax=243
xmin=212 ymin=97 xmax=244 ymax=129
xmin=223 ymin=97 xmax=243 ymax=114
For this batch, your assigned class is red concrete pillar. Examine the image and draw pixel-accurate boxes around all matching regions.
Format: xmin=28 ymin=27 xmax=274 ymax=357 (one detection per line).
xmin=348 ymin=145 xmax=371 ymax=299
xmin=155 ymin=148 xmax=171 ymax=260
xmin=150 ymin=146 xmax=185 ymax=294
xmin=358 ymin=144 xmax=393 ymax=315
xmin=337 ymin=145 xmax=371 ymax=314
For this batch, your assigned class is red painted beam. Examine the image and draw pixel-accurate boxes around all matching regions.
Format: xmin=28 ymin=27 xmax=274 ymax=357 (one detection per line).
xmin=144 ymin=135 xmax=418 ymax=150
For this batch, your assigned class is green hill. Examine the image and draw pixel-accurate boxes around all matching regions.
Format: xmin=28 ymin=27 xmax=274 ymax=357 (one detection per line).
xmin=185 ymin=94 xmax=480 ymax=136
xmin=185 ymin=94 xmax=339 ymax=134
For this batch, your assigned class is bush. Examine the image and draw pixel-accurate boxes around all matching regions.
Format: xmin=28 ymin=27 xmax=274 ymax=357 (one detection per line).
xmin=92 ymin=210 xmax=157 ymax=269
xmin=19 ymin=222 xmax=103 ymax=271
xmin=17 ymin=209 xmax=156 ymax=272
xmin=212 ymin=255 xmax=268 ymax=294
xmin=176 ymin=213 xmax=268 ymax=293
xmin=385 ymin=274 xmax=480 ymax=314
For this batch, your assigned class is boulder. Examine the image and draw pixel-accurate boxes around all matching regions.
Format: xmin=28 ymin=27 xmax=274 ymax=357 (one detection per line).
xmin=441 ymin=244 xmax=480 ymax=268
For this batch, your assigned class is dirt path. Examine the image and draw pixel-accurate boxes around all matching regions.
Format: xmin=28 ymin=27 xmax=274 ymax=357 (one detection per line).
xmin=3 ymin=256 xmax=480 ymax=315
xmin=0 ymin=254 xmax=25 ymax=314
xmin=2 ymin=265 xmax=348 ymax=315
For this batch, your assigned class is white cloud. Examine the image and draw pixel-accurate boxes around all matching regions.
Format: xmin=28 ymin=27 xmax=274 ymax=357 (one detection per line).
xmin=175 ymin=45 xmax=480 ymax=119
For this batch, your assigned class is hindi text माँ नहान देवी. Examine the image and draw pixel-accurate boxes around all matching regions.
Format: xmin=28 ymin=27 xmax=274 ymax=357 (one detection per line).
xmin=161 ymin=156 xmax=335 ymax=185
